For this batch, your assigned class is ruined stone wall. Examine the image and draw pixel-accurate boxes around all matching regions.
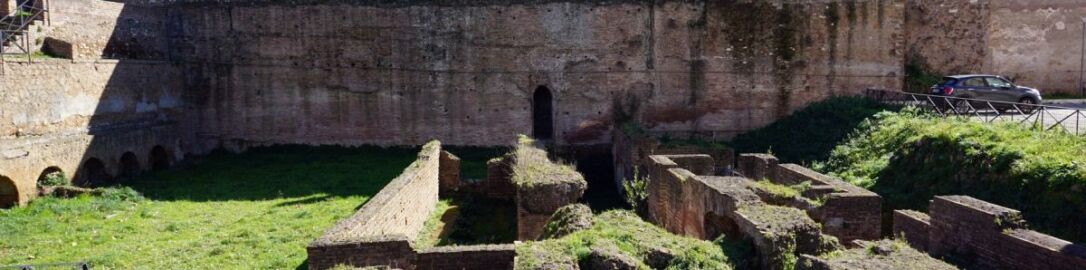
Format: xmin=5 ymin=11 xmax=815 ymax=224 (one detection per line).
xmin=510 ymin=137 xmax=586 ymax=240
xmin=893 ymin=196 xmax=1086 ymax=270
xmin=736 ymin=154 xmax=882 ymax=244
xmin=0 ymin=59 xmax=184 ymax=206
xmin=169 ymin=0 xmax=903 ymax=149
xmin=644 ymin=154 xmax=837 ymax=270
xmin=42 ymin=0 xmax=171 ymax=60
xmin=906 ymin=0 xmax=1086 ymax=94
xmin=308 ymin=141 xmax=441 ymax=269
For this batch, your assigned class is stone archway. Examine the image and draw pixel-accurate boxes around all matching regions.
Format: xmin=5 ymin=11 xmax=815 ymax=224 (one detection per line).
xmin=119 ymin=152 xmax=141 ymax=178
xmin=150 ymin=146 xmax=170 ymax=171
xmin=532 ymin=86 xmax=554 ymax=140
xmin=78 ymin=158 xmax=111 ymax=187
xmin=37 ymin=166 xmax=66 ymax=187
xmin=0 ymin=175 xmax=18 ymax=208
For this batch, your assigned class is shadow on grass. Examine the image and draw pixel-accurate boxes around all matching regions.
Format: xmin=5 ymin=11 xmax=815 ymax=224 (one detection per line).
xmin=123 ymin=145 xmax=421 ymax=202
xmin=436 ymin=196 xmax=517 ymax=246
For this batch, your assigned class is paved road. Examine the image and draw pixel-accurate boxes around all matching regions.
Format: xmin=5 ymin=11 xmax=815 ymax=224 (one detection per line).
xmin=969 ymin=106 xmax=1086 ymax=135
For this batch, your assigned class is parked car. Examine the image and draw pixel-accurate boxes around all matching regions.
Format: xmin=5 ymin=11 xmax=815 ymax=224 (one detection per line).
xmin=930 ymin=74 xmax=1043 ymax=113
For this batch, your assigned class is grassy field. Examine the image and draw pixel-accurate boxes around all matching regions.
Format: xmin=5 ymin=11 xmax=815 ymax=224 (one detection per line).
xmin=0 ymin=145 xmax=420 ymax=269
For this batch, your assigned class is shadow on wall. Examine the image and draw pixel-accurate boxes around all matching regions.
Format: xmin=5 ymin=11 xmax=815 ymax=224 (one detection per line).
xmin=0 ymin=0 xmax=185 ymax=208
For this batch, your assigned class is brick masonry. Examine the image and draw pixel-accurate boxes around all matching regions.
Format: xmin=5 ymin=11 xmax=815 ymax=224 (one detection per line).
xmin=511 ymin=138 xmax=586 ymax=240
xmin=893 ymin=196 xmax=1086 ymax=270
xmin=736 ymin=154 xmax=883 ymax=244
xmin=644 ymin=154 xmax=837 ymax=270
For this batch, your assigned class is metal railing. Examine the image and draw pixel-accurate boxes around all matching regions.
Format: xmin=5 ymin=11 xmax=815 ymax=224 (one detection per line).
xmin=865 ymin=88 xmax=1086 ymax=136
xmin=1 ymin=0 xmax=50 ymax=62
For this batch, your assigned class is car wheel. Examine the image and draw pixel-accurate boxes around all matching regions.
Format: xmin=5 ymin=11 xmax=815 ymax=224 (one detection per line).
xmin=1017 ymin=97 xmax=1038 ymax=114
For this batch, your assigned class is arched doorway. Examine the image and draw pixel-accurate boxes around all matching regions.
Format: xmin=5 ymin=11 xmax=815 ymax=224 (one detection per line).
xmin=0 ymin=175 xmax=18 ymax=208
xmin=532 ymin=86 xmax=554 ymax=140
xmin=37 ymin=166 xmax=66 ymax=187
xmin=78 ymin=158 xmax=111 ymax=187
xmin=119 ymin=152 xmax=141 ymax=178
xmin=150 ymin=146 xmax=170 ymax=171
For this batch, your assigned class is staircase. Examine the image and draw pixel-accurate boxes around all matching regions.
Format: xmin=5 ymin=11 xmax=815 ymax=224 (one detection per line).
xmin=1 ymin=0 xmax=49 ymax=60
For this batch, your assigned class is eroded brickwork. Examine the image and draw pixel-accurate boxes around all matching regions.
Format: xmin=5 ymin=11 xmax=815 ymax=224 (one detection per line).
xmin=893 ymin=196 xmax=1086 ymax=270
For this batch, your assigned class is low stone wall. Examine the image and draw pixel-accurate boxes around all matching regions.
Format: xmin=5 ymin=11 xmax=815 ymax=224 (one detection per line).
xmin=307 ymin=141 xmax=441 ymax=269
xmin=797 ymin=240 xmax=956 ymax=270
xmin=438 ymin=151 xmax=460 ymax=196
xmin=736 ymin=154 xmax=882 ymax=244
xmin=644 ymin=154 xmax=836 ymax=270
xmin=511 ymin=136 xmax=587 ymax=241
xmin=893 ymin=196 xmax=1086 ymax=270
xmin=416 ymin=244 xmax=516 ymax=270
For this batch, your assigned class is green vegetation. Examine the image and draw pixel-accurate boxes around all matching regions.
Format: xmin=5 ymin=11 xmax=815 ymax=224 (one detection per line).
xmin=731 ymin=96 xmax=898 ymax=164
xmin=1044 ymin=92 xmax=1086 ymax=100
xmin=810 ymin=239 xmax=956 ymax=269
xmin=540 ymin=204 xmax=593 ymax=240
xmin=819 ymin=109 xmax=1086 ymax=242
xmin=511 ymin=135 xmax=584 ymax=188
xmin=621 ymin=168 xmax=649 ymax=212
xmin=0 ymin=145 xmax=419 ymax=269
xmin=37 ymin=170 xmax=68 ymax=187
xmin=416 ymin=196 xmax=517 ymax=248
xmin=517 ymin=210 xmax=733 ymax=270
xmin=750 ymin=180 xmax=814 ymax=205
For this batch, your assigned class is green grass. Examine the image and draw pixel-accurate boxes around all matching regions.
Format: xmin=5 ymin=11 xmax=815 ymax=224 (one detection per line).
xmin=818 ymin=109 xmax=1086 ymax=242
xmin=730 ymin=96 xmax=898 ymax=164
xmin=0 ymin=145 xmax=419 ymax=269
xmin=417 ymin=196 xmax=516 ymax=248
xmin=516 ymin=210 xmax=733 ymax=270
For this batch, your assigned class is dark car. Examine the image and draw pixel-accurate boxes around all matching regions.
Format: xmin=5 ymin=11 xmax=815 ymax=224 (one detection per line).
xmin=930 ymin=75 xmax=1043 ymax=112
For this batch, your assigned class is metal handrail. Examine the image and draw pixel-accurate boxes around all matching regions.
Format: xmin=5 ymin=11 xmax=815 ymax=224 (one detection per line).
xmin=865 ymin=88 xmax=1086 ymax=136
xmin=1 ymin=0 xmax=49 ymax=62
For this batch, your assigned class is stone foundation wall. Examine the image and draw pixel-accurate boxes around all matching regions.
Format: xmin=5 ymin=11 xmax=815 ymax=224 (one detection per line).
xmin=893 ymin=196 xmax=1086 ymax=270
xmin=511 ymin=137 xmax=586 ymax=240
xmin=416 ymin=244 xmax=516 ymax=270
xmin=0 ymin=59 xmax=184 ymax=206
xmin=644 ymin=154 xmax=837 ymax=270
xmin=735 ymin=154 xmax=883 ymax=244
xmin=307 ymin=141 xmax=442 ymax=269
xmin=892 ymin=210 xmax=930 ymax=251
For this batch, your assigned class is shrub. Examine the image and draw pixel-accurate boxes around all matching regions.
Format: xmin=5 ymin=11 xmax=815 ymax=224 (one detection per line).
xmin=37 ymin=171 xmax=68 ymax=187
xmin=622 ymin=168 xmax=649 ymax=211
xmin=820 ymin=109 xmax=1086 ymax=242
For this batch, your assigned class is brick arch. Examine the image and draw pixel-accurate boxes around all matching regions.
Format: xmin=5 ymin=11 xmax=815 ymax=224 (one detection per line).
xmin=76 ymin=158 xmax=112 ymax=187
xmin=150 ymin=145 xmax=171 ymax=171
xmin=36 ymin=166 xmax=66 ymax=187
xmin=0 ymin=175 xmax=17 ymax=208
xmin=119 ymin=152 xmax=141 ymax=178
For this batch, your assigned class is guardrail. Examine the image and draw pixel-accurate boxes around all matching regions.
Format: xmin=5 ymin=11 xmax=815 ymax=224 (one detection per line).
xmin=865 ymin=88 xmax=1086 ymax=136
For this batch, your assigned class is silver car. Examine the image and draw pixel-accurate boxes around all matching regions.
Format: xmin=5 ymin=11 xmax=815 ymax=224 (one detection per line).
xmin=930 ymin=74 xmax=1043 ymax=112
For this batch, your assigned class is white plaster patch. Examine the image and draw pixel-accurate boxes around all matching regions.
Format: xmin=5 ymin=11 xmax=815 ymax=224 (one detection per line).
xmin=1056 ymin=21 xmax=1066 ymax=31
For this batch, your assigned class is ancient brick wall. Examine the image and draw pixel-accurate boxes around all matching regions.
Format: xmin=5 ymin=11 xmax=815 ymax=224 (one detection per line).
xmin=0 ymin=60 xmax=184 ymax=206
xmin=307 ymin=141 xmax=442 ymax=269
xmin=894 ymin=196 xmax=1086 ymax=270
xmin=643 ymin=154 xmax=840 ymax=270
xmin=736 ymin=154 xmax=883 ymax=244
xmin=167 ymin=0 xmax=903 ymax=149
xmin=416 ymin=244 xmax=515 ymax=270
xmin=906 ymin=0 xmax=1086 ymax=94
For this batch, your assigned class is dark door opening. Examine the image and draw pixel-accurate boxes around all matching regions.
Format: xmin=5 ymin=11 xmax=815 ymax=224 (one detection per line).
xmin=532 ymin=86 xmax=554 ymax=140
xmin=119 ymin=152 xmax=141 ymax=178
xmin=78 ymin=158 xmax=111 ymax=187
xmin=150 ymin=146 xmax=170 ymax=171
xmin=567 ymin=145 xmax=624 ymax=211
xmin=0 ymin=176 xmax=16 ymax=208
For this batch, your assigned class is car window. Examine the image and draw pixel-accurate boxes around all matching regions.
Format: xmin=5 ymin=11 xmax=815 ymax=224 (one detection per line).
xmin=986 ymin=77 xmax=1012 ymax=88
xmin=961 ymin=78 xmax=987 ymax=87
xmin=940 ymin=77 xmax=958 ymax=85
